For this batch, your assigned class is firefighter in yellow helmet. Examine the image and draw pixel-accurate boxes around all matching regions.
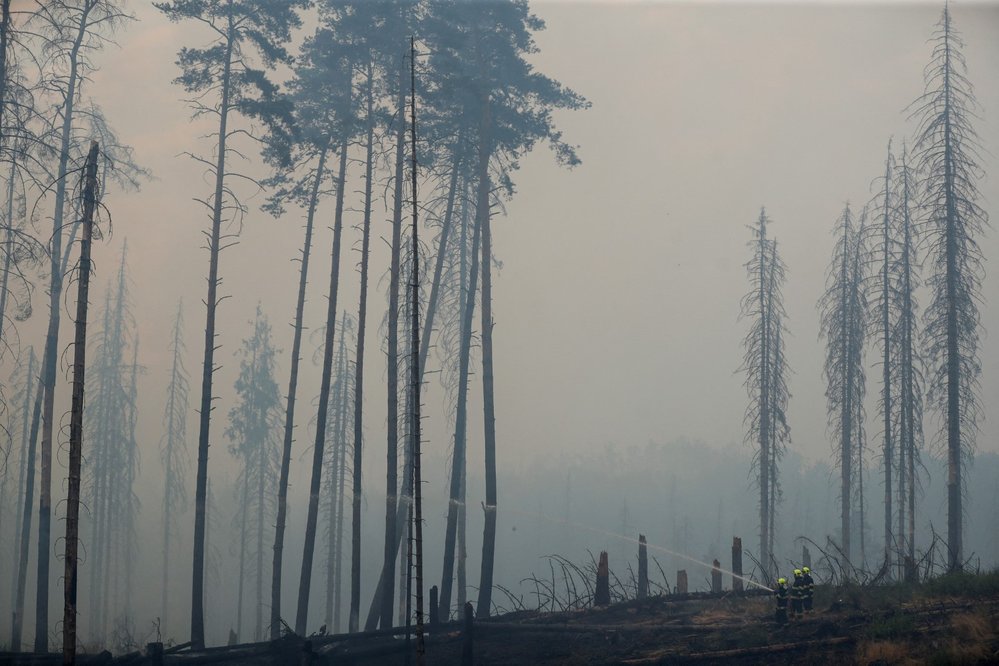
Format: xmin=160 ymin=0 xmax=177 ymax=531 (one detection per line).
xmin=774 ymin=577 xmax=789 ymax=624
xmin=802 ymin=566 xmax=815 ymax=613
xmin=790 ymin=569 xmax=805 ymax=618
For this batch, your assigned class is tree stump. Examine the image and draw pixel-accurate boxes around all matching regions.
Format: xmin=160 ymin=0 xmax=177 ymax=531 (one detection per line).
xmin=732 ymin=537 xmax=744 ymax=592
xmin=147 ymin=642 xmax=164 ymax=666
xmin=676 ymin=569 xmax=688 ymax=594
xmin=637 ymin=535 xmax=649 ymax=600
xmin=430 ymin=585 xmax=440 ymax=627
xmin=802 ymin=545 xmax=812 ymax=570
xmin=461 ymin=602 xmax=475 ymax=666
xmin=711 ymin=560 xmax=722 ymax=593
xmin=595 ymin=551 xmax=610 ymax=605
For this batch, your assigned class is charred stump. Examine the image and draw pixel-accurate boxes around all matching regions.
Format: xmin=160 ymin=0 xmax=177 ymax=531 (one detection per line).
xmin=637 ymin=535 xmax=649 ymax=600
xmin=732 ymin=537 xmax=744 ymax=592
xmin=594 ymin=551 xmax=610 ymax=606
xmin=711 ymin=560 xmax=722 ymax=593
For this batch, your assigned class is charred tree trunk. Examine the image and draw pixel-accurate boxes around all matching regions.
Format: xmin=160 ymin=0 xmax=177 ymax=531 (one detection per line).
xmin=295 ymin=137 xmax=349 ymax=635
xmin=191 ymin=21 xmax=235 ymax=650
xmin=272 ymin=144 xmax=329 ymax=638
xmin=349 ymin=60 xmax=376 ymax=635
xmin=62 ymin=140 xmax=99 ymax=665
xmin=408 ymin=39 xmax=426 ymax=660
xmin=37 ymin=8 xmax=91 ymax=651
xmin=379 ymin=59 xmax=407 ymax=631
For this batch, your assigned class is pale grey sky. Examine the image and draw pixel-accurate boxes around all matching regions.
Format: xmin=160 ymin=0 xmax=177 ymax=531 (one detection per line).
xmin=63 ymin=1 xmax=997 ymax=488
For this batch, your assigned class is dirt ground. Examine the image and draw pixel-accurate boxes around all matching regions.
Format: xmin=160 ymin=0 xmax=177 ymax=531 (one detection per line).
xmin=4 ymin=583 xmax=998 ymax=665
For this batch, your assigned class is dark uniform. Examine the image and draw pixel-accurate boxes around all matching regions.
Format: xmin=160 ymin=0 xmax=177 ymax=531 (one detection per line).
xmin=774 ymin=580 xmax=789 ymax=624
xmin=791 ymin=571 xmax=805 ymax=617
xmin=802 ymin=569 xmax=814 ymax=613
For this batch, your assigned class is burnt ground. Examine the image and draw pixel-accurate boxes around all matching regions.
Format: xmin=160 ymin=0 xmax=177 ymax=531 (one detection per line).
xmin=4 ymin=582 xmax=999 ymax=665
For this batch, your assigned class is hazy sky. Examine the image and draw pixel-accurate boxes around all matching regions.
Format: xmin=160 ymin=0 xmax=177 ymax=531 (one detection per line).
xmin=20 ymin=0 xmax=999 ymax=512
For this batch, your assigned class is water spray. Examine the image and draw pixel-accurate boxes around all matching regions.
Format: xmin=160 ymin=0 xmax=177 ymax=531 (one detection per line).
xmin=505 ymin=506 xmax=773 ymax=592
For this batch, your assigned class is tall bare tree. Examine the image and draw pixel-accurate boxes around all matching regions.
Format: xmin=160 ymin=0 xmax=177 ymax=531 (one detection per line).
xmin=868 ymin=141 xmax=899 ymax=573
xmin=820 ymin=204 xmax=869 ymax=567
xmin=62 ymin=139 xmax=99 ymax=665
xmin=892 ymin=144 xmax=924 ymax=575
xmin=740 ymin=208 xmax=790 ymax=580
xmin=910 ymin=4 xmax=986 ymax=571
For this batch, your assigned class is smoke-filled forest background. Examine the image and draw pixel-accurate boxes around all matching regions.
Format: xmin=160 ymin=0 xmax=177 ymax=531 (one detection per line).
xmin=0 ymin=0 xmax=997 ymax=655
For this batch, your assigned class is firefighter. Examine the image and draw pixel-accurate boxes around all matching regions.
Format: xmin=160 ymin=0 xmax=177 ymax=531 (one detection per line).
xmin=791 ymin=569 xmax=805 ymax=618
xmin=802 ymin=566 xmax=815 ymax=613
xmin=774 ymin=577 xmax=789 ymax=624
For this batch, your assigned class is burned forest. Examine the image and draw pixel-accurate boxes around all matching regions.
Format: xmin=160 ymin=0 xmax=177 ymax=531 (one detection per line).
xmin=0 ymin=1 xmax=998 ymax=665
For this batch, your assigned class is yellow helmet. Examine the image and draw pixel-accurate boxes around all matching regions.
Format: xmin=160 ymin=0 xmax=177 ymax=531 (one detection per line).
xmin=803 ymin=567 xmax=810 ymax=574
xmin=778 ymin=577 xmax=787 ymax=585
xmin=793 ymin=569 xmax=802 ymax=576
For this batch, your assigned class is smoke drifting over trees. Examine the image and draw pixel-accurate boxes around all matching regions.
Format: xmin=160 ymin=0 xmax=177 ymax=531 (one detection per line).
xmin=0 ymin=1 xmax=996 ymax=661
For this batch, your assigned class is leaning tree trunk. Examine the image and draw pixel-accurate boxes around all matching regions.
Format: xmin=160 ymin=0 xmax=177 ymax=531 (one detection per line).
xmin=191 ymin=22 xmax=235 ymax=650
xmin=62 ymin=141 xmax=99 ymax=665
xmin=36 ymin=11 xmax=89 ymax=651
xmin=349 ymin=61 xmax=376 ymax=634
xmin=475 ymin=98 xmax=498 ymax=618
xmin=295 ymin=137 xmax=349 ymax=636
xmin=438 ymin=165 xmax=485 ymax=620
xmin=271 ymin=143 xmax=329 ymax=639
